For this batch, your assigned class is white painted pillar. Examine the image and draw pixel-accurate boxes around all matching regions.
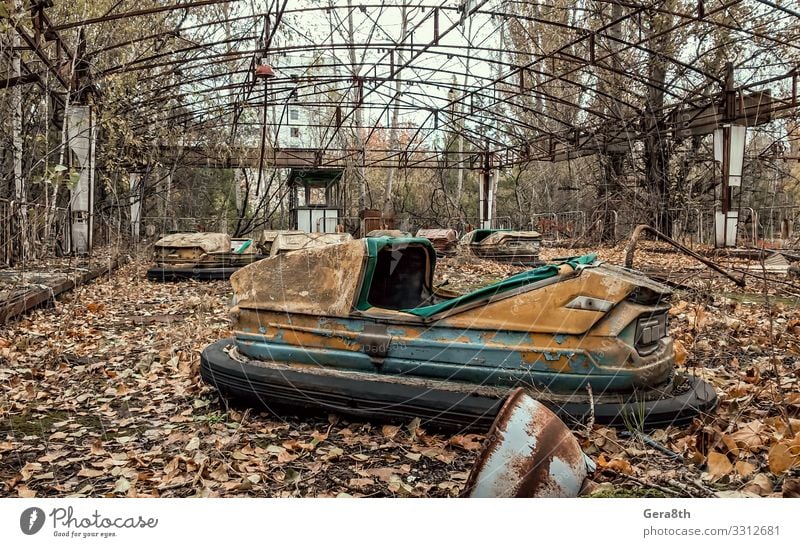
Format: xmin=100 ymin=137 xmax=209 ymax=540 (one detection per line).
xmin=67 ymin=105 xmax=96 ymax=254
xmin=165 ymin=172 xmax=172 ymax=230
xmin=479 ymin=169 xmax=496 ymax=229
xmin=713 ymin=125 xmax=747 ymax=247
xmin=491 ymin=167 xmax=499 ymax=227
xmin=234 ymin=168 xmax=243 ymax=213
xmin=129 ymin=173 xmax=142 ymax=241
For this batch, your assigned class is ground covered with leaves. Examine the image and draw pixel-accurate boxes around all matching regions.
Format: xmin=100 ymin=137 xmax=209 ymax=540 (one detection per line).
xmin=1 ymin=244 xmax=799 ymax=497
xmin=0 ymin=259 xmax=476 ymax=497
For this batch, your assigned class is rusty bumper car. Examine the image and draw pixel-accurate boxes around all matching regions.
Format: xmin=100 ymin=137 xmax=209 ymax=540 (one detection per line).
xmin=147 ymin=232 xmax=264 ymax=281
xmin=416 ymin=228 xmax=458 ymax=256
xmin=459 ymin=229 xmax=544 ymax=266
xmin=201 ymin=237 xmax=716 ymax=430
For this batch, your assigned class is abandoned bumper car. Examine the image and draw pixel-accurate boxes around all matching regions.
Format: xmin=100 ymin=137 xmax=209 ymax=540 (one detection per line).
xmin=459 ymin=228 xmax=544 ymax=266
xmin=147 ymin=231 xmax=353 ymax=281
xmin=201 ymin=237 xmax=717 ymax=430
xmin=147 ymin=232 xmax=263 ymax=281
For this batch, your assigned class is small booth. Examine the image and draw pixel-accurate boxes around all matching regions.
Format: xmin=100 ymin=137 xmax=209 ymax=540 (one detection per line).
xmin=288 ymin=168 xmax=343 ymax=233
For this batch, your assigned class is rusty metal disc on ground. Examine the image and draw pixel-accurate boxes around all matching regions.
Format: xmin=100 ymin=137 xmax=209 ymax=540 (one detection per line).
xmin=464 ymin=388 xmax=590 ymax=498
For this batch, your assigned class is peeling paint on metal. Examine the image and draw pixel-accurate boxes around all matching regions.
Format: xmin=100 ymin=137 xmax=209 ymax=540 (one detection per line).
xmin=464 ymin=388 xmax=589 ymax=497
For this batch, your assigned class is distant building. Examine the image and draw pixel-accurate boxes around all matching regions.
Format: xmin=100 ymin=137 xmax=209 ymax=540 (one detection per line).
xmin=274 ymin=53 xmax=337 ymax=150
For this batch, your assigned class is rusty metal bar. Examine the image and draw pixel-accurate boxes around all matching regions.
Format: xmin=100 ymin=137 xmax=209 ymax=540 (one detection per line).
xmin=51 ymin=0 xmax=238 ymax=31
xmin=624 ymin=224 xmax=746 ymax=287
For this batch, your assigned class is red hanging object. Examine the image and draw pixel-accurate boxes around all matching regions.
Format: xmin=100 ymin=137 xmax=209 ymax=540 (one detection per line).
xmin=255 ymin=64 xmax=275 ymax=79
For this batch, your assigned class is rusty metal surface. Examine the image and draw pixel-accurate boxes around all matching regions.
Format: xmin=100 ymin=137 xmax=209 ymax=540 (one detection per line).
xmin=257 ymin=230 xmax=304 ymax=254
xmin=232 ymin=239 xmax=365 ymax=317
xmin=153 ymin=245 xmax=205 ymax=266
xmin=365 ymin=230 xmax=410 ymax=238
xmin=153 ymin=232 xmax=230 ymax=253
xmin=479 ymin=230 xmax=542 ymax=245
xmin=229 ymin=240 xmax=677 ymax=391
xmin=416 ymin=228 xmax=458 ymax=253
xmin=153 ymin=235 xmax=262 ymax=268
xmin=464 ymin=388 xmax=590 ymax=498
xmin=269 ymin=232 xmax=353 ymax=257
xmin=460 ymin=230 xmax=543 ymax=264
xmin=440 ymin=263 xmax=651 ymax=333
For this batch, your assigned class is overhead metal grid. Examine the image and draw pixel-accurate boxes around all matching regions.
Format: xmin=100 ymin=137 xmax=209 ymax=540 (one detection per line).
xmin=3 ymin=0 xmax=799 ymax=170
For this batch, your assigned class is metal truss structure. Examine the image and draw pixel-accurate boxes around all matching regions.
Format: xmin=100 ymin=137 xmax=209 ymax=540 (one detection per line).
xmin=3 ymin=0 xmax=798 ymax=172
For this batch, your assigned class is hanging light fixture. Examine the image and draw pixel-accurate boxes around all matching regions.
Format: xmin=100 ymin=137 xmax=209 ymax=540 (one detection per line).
xmin=255 ymin=62 xmax=275 ymax=79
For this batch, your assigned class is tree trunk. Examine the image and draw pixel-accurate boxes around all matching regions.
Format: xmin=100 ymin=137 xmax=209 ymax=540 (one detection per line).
xmin=381 ymin=5 xmax=407 ymax=214
xmin=600 ymin=152 xmax=624 ymax=241
xmin=346 ymin=0 xmax=367 ymax=212
xmin=596 ymin=1 xmax=627 ymax=242
xmin=11 ymin=0 xmax=29 ymax=263
xmin=644 ymin=10 xmax=671 ymax=235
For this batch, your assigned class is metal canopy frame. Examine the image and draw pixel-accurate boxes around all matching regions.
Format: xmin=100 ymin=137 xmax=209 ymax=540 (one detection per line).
xmin=4 ymin=0 xmax=799 ymax=170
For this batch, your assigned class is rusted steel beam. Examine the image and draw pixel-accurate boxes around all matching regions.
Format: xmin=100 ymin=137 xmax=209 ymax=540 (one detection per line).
xmin=10 ymin=19 xmax=70 ymax=90
xmin=0 ymin=71 xmax=41 ymax=88
xmin=35 ymin=0 xmax=794 ymax=172
xmin=624 ymin=224 xmax=746 ymax=287
xmin=51 ymin=0 xmax=237 ymax=31
xmin=321 ymin=0 xmax=493 ymax=152
xmin=754 ymin=0 xmax=800 ymax=18
xmin=443 ymin=0 xmax=769 ymax=150
xmin=128 ymin=142 xmax=475 ymax=170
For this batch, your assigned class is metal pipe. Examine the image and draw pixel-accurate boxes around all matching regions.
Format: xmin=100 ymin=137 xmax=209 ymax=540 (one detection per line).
xmin=624 ymin=224 xmax=746 ymax=287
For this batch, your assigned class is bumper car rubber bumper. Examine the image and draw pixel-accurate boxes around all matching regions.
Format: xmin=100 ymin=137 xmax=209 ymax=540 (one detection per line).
xmin=200 ymin=338 xmax=717 ymax=430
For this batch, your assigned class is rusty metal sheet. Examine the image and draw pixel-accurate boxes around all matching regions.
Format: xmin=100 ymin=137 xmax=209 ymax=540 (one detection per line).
xmin=440 ymin=264 xmax=631 ymax=334
xmin=257 ymin=229 xmax=304 ymax=254
xmin=460 ymin=230 xmax=543 ymax=265
xmin=478 ymin=230 xmax=541 ymax=245
xmin=464 ymin=388 xmax=590 ymax=497
xmin=269 ymin=232 xmax=353 ymax=257
xmin=416 ymin=228 xmax=458 ymax=252
xmin=365 ymin=229 xmax=410 ymax=237
xmin=232 ymin=239 xmax=365 ymax=317
xmin=154 ymin=232 xmax=230 ymax=253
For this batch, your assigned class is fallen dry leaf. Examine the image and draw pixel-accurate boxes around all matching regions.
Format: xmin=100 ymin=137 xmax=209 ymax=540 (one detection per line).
xmin=767 ymin=441 xmax=800 ymax=475
xmin=740 ymin=473 xmax=773 ymax=496
xmin=16 ymin=485 xmax=37 ymax=498
xmin=365 ymin=467 xmax=403 ymax=483
xmin=19 ymin=462 xmax=42 ymax=481
xmin=673 ymin=339 xmax=688 ymax=365
xmin=734 ymin=460 xmax=756 ymax=478
xmin=706 ymin=451 xmax=733 ymax=481
xmin=448 ymin=434 xmax=484 ymax=451
xmin=381 ymin=425 xmax=400 ymax=440
xmin=730 ymin=421 xmax=765 ymax=453
xmin=597 ymin=454 xmax=634 ymax=475
xmin=113 ymin=477 xmax=131 ymax=494
xmin=77 ymin=467 xmax=105 ymax=478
